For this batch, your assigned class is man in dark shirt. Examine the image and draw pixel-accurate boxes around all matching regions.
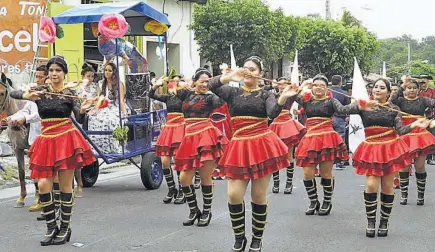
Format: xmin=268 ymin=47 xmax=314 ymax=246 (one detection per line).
xmin=330 ymin=75 xmax=350 ymax=169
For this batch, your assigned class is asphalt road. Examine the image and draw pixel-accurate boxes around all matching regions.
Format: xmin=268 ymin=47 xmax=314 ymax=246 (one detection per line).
xmin=0 ymin=165 xmax=434 ymax=252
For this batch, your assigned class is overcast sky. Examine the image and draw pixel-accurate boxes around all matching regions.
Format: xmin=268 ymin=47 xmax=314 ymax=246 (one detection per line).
xmin=267 ymin=0 xmax=435 ymax=39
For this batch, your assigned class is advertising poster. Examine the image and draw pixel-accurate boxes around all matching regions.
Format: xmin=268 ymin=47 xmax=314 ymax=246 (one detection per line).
xmin=0 ymin=0 xmax=48 ymax=89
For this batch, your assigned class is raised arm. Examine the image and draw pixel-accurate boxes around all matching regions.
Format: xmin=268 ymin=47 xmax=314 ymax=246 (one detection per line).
xmin=175 ymin=88 xmax=192 ymax=101
xmin=208 ymin=76 xmax=237 ymax=102
xmin=148 ymin=86 xmax=168 ymax=103
xmin=332 ymin=98 xmax=360 ymax=115
xmin=265 ymin=91 xmax=284 ymax=119
xmin=394 ymin=111 xmax=412 ymax=135
xmin=71 ymin=90 xmax=86 ymax=124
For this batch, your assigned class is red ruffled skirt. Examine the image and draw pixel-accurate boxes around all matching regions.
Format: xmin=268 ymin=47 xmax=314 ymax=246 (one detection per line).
xmin=29 ymin=118 xmax=96 ymax=179
xmin=174 ymin=118 xmax=228 ymax=171
xmin=353 ymin=126 xmax=411 ymax=176
xmin=269 ymin=110 xmax=306 ymax=146
xmin=219 ymin=117 xmax=290 ymax=180
xmin=295 ymin=117 xmax=349 ymax=167
xmin=155 ymin=113 xmax=185 ymax=157
xmin=400 ymin=116 xmax=435 ymax=159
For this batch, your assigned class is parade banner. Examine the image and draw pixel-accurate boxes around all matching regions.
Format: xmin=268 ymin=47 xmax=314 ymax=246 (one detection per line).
xmin=0 ymin=0 xmax=48 ymax=89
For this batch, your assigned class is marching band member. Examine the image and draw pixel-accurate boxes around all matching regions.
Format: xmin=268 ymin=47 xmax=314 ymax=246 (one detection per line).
xmin=10 ymin=56 xmax=96 ymax=246
xmin=350 ymin=78 xmax=430 ymax=237
xmin=174 ymin=68 xmax=228 ymax=227
xmin=211 ymin=56 xmax=297 ymax=252
xmin=390 ymin=79 xmax=435 ymax=206
xmin=270 ymin=77 xmax=306 ymax=194
xmin=294 ymin=75 xmax=350 ymax=216
xmin=149 ymin=75 xmax=186 ymax=204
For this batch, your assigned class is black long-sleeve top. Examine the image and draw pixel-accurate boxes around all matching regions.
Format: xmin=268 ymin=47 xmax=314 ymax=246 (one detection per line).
xmin=208 ymin=77 xmax=285 ymax=119
xmin=307 ymin=95 xmax=413 ymax=135
xmin=148 ymin=88 xmax=183 ymax=113
xmin=175 ymin=88 xmax=225 ymax=119
xmin=10 ymin=86 xmax=85 ymax=123
xmin=390 ymin=86 xmax=435 ymax=116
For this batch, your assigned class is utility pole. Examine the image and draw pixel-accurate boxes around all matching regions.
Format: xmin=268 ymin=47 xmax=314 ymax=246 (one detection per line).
xmin=326 ymin=0 xmax=331 ymax=19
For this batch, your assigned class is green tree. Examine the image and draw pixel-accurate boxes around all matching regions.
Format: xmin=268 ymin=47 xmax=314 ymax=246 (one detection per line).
xmin=341 ymin=10 xmax=362 ymax=28
xmin=387 ymin=60 xmax=435 ymax=81
xmin=189 ymin=0 xmax=292 ymax=68
xmin=297 ymin=17 xmax=379 ymax=78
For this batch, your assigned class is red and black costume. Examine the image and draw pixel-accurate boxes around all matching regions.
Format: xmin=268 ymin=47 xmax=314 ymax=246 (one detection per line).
xmin=174 ymin=88 xmax=228 ymax=227
xmin=390 ymin=86 xmax=435 ymax=205
xmin=209 ymin=77 xmax=290 ymax=251
xmin=294 ymin=92 xmax=349 ymax=215
xmin=148 ymin=88 xmax=186 ymax=204
xmin=343 ymin=102 xmax=413 ymax=237
xmin=269 ymin=93 xmax=306 ymax=194
xmin=11 ymin=86 xmax=95 ymax=245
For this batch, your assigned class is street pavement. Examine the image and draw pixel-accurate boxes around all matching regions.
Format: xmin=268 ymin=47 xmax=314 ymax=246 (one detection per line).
xmin=0 ymin=165 xmax=434 ymax=252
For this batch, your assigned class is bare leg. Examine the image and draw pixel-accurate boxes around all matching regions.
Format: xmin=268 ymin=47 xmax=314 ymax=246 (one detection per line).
xmin=74 ymin=169 xmax=83 ymax=198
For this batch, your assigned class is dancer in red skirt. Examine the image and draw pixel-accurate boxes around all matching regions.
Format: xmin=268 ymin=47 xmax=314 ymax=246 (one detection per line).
xmin=174 ymin=68 xmax=228 ymax=227
xmin=350 ymin=78 xmax=430 ymax=237
xmin=10 ymin=56 xmax=96 ymax=246
xmin=211 ymin=56 xmax=298 ymax=252
xmin=149 ymin=75 xmax=186 ymax=204
xmin=294 ymin=75 xmax=353 ymax=216
xmin=270 ymin=77 xmax=306 ymax=194
xmin=390 ymin=79 xmax=435 ymax=206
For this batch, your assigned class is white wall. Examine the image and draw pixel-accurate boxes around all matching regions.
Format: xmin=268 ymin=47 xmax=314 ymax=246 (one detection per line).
xmin=143 ymin=0 xmax=201 ymax=79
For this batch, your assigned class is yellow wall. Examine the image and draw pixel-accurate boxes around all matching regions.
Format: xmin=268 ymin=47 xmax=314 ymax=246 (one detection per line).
xmin=49 ymin=3 xmax=84 ymax=81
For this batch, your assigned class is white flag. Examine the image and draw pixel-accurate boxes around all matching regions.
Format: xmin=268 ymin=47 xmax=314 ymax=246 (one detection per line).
xmin=349 ymin=58 xmax=369 ymax=153
xmin=290 ymin=51 xmax=299 ymax=117
xmin=382 ymin=61 xmax=387 ymax=79
xmin=229 ymin=44 xmax=239 ymax=87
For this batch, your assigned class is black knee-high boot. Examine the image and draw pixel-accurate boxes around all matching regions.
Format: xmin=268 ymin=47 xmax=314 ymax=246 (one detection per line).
xmin=52 ymin=192 xmax=73 ymax=245
xmin=284 ymin=164 xmax=294 ymax=194
xmin=162 ymin=168 xmax=178 ymax=204
xmin=174 ymin=171 xmax=185 ymax=204
xmin=399 ymin=171 xmax=409 ymax=205
xmin=181 ymin=185 xmax=201 ymax=226
xmin=39 ymin=192 xmax=59 ymax=246
xmin=249 ymin=203 xmax=268 ymax=252
xmin=319 ymin=178 xmax=333 ymax=216
xmin=229 ymin=202 xmax=247 ymax=252
xmin=416 ymin=172 xmax=427 ymax=206
xmin=303 ymin=179 xmax=320 ymax=215
xmin=272 ymin=171 xmax=280 ymax=193
xmin=378 ymin=193 xmax=394 ymax=237
xmin=53 ymin=183 xmax=61 ymax=217
xmin=198 ymin=184 xmax=213 ymax=227
xmin=364 ymin=191 xmax=377 ymax=238
xmin=194 ymin=170 xmax=201 ymax=189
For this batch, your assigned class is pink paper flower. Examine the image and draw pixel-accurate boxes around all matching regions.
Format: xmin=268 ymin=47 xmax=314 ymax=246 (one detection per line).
xmin=39 ymin=16 xmax=56 ymax=43
xmin=98 ymin=14 xmax=129 ymax=39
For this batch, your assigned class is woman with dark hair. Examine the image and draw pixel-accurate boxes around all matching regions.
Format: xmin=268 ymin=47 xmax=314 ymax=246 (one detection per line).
xmin=294 ymin=75 xmax=351 ymax=217
xmin=174 ymin=68 xmax=228 ymax=227
xmin=350 ymin=78 xmax=429 ymax=237
xmin=10 ymin=55 xmax=96 ymax=245
xmin=390 ymin=79 xmax=435 ymax=206
xmin=269 ymin=77 xmax=306 ymax=194
xmin=148 ymin=74 xmax=186 ymax=204
xmin=87 ymin=62 xmax=127 ymax=154
xmin=210 ymin=56 xmax=298 ymax=252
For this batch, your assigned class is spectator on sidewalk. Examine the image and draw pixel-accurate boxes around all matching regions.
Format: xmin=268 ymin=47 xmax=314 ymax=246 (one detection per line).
xmin=330 ymin=75 xmax=350 ymax=169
